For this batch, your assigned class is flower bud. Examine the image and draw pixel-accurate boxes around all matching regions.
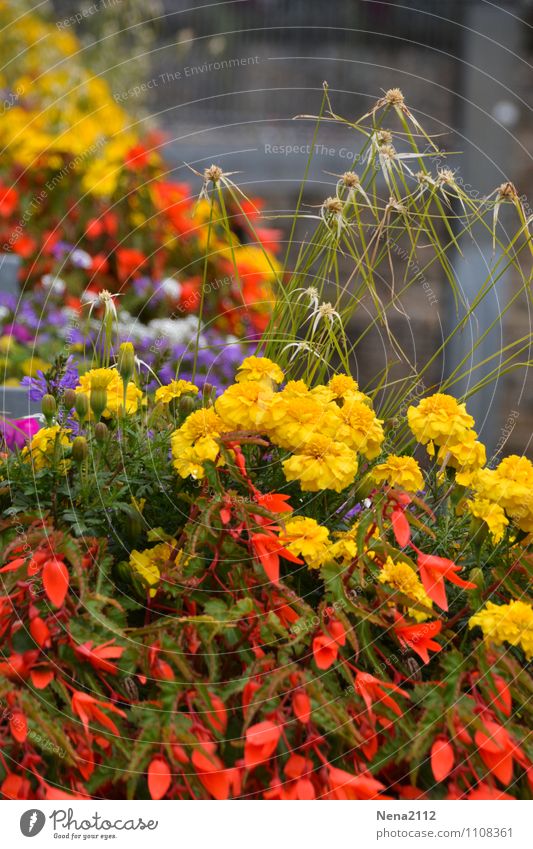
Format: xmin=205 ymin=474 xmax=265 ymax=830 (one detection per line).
xmin=125 ymin=508 xmax=143 ymax=542
xmin=469 ymin=515 xmax=488 ymax=547
xmin=202 ymin=383 xmax=216 ymax=405
xmin=178 ymin=395 xmax=196 ymax=418
xmin=90 ymin=387 xmax=108 ymax=421
xmin=41 ymin=394 xmax=57 ymax=424
xmin=62 ymin=388 xmax=76 ymax=410
xmin=75 ymin=392 xmax=89 ymax=421
xmin=468 ymin=566 xmax=485 ymax=606
xmin=71 ymin=436 xmax=88 ymax=464
xmin=94 ymin=422 xmax=108 ymax=444
xmin=118 ymin=342 xmax=135 ymax=386
xmin=468 ymin=567 xmax=484 ymax=591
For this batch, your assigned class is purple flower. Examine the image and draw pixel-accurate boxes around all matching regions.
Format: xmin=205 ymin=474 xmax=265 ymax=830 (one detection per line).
xmin=0 ymin=416 xmax=40 ymax=450
xmin=51 ymin=241 xmax=74 ymax=260
xmin=2 ymin=323 xmax=32 ymax=343
xmin=21 ymin=356 xmax=79 ymax=402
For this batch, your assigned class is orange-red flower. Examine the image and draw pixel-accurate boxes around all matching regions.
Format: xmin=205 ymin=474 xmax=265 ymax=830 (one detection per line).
xmin=327 ymin=766 xmax=386 ymax=800
xmin=312 ymin=633 xmax=339 ymax=670
xmin=147 ymin=756 xmax=172 ymax=800
xmin=394 ymin=618 xmax=442 ymax=664
xmin=74 ymin=640 xmax=125 ymax=675
xmin=430 ymin=737 xmax=454 ymax=782
xmin=244 ymin=720 xmax=281 ymax=768
xmin=192 ymin=746 xmax=230 ymax=800
xmin=354 ymin=670 xmax=410 ymax=721
xmin=250 ymin=531 xmax=302 ymax=584
xmin=417 ymin=553 xmax=476 ymax=611
xmin=71 ymin=690 xmax=127 ymax=736
xmin=474 ymin=720 xmax=525 ymax=786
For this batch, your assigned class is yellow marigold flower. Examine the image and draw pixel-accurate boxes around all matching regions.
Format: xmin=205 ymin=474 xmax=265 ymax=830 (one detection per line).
xmin=215 ymin=381 xmax=274 ymax=431
xmin=328 ymin=373 xmax=358 ymax=398
xmin=171 ymin=407 xmax=226 ymax=479
xmin=76 ymin=368 xmax=142 ymax=416
xmin=334 ymin=399 xmax=384 ymax=459
xmin=474 ymin=456 xmax=533 ymax=533
xmin=330 ymin=526 xmax=358 ymax=563
xmin=25 ymin=426 xmax=71 ymax=471
xmin=280 ymin=517 xmax=330 ymax=569
xmin=469 ymin=600 xmax=533 ymax=659
xmin=267 ymin=394 xmax=341 ymax=450
xmin=378 ymin=556 xmax=433 ymax=621
xmin=235 ymin=356 xmax=284 ymax=387
xmin=328 ymin=373 xmax=371 ymax=404
xmin=129 ymin=540 xmax=178 ymax=597
xmin=280 ymin=380 xmax=309 ymax=398
xmin=330 ymin=523 xmax=379 ymax=562
xmin=282 ymin=435 xmax=358 ymax=493
xmin=408 ymin=393 xmax=474 ymax=447
xmin=437 ymin=431 xmax=486 ymax=473
xmin=466 ymin=498 xmax=508 ymax=542
xmin=277 ymin=380 xmax=335 ymax=404
xmin=155 ymin=379 xmax=198 ymax=405
xmin=371 ymin=455 xmax=424 ymax=492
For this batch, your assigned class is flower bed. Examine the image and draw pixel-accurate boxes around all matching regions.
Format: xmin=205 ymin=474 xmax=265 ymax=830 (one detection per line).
xmin=0 ymin=2 xmax=280 ymax=336
xmin=0 ymin=347 xmax=531 ymax=800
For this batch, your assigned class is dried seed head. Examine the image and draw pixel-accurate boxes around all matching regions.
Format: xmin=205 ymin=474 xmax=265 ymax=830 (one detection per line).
xmin=376 ymin=130 xmax=393 ymax=147
xmin=341 ymin=171 xmax=360 ymax=188
xmin=204 ymin=164 xmax=223 ymax=184
xmin=318 ymin=302 xmax=336 ymax=319
xmin=388 ymin=197 xmax=406 ymax=214
xmin=416 ymin=171 xmax=432 ymax=184
xmin=384 ymin=88 xmax=405 ymax=107
xmin=322 ymin=196 xmax=344 ymax=215
xmin=437 ymin=168 xmax=456 ymax=185
xmin=498 ymin=181 xmax=518 ymax=200
xmin=379 ymin=144 xmax=397 ymax=160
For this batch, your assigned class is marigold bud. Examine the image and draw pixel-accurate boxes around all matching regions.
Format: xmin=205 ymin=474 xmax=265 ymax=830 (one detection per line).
xmin=90 ymin=387 xmax=108 ymax=421
xmin=72 ymin=436 xmax=88 ymax=464
xmin=75 ymin=392 xmax=89 ymax=421
xmin=94 ymin=422 xmax=108 ymax=444
xmin=62 ymin=388 xmax=76 ymax=410
xmin=178 ymin=395 xmax=196 ymax=418
xmin=202 ymin=383 xmax=216 ymax=405
xmin=41 ymin=394 xmax=57 ymax=423
xmin=118 ymin=342 xmax=135 ymax=386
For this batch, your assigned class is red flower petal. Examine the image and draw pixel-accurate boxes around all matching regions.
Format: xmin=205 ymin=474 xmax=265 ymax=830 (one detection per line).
xmin=312 ymin=634 xmax=338 ymax=670
xmin=293 ymin=690 xmax=311 ymax=724
xmin=9 ymin=711 xmax=27 ymax=743
xmin=42 ymin=558 xmax=69 ymax=608
xmin=431 ymin=738 xmax=454 ymax=782
xmin=391 ymin=507 xmax=410 ymax=547
xmin=148 ymin=756 xmax=172 ymax=800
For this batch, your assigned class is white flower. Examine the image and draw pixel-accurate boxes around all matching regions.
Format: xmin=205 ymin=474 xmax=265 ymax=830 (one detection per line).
xmin=42 ymin=274 xmax=66 ymax=295
xmin=159 ymin=277 xmax=182 ymax=299
xmin=306 ymin=301 xmax=343 ymax=336
xmin=70 ymin=249 xmax=92 ymax=269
